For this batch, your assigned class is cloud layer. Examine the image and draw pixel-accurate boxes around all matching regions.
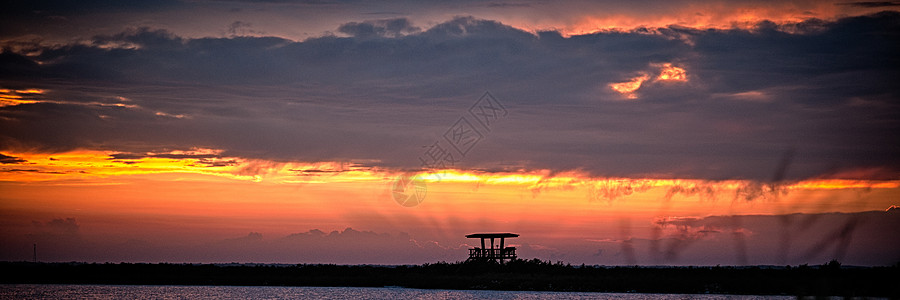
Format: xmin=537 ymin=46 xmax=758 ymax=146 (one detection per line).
xmin=2 ymin=12 xmax=899 ymax=180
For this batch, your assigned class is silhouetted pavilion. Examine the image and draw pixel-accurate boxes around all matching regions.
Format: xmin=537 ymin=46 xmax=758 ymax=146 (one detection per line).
xmin=466 ymin=233 xmax=518 ymax=263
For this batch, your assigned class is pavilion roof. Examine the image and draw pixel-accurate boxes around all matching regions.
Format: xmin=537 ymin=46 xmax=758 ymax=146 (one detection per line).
xmin=465 ymin=233 xmax=519 ymax=238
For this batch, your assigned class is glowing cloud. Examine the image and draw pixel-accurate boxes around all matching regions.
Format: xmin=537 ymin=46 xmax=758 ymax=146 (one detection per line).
xmin=609 ymin=63 xmax=688 ymax=99
xmin=0 ymin=149 xmax=391 ymax=185
xmin=656 ymin=63 xmax=687 ymax=81
xmin=609 ymin=74 xmax=650 ymax=99
xmin=0 ymin=88 xmax=45 ymax=107
xmin=0 ymin=87 xmax=141 ymax=109
xmin=6 ymin=149 xmax=897 ymax=195
xmin=543 ymin=1 xmax=900 ymax=37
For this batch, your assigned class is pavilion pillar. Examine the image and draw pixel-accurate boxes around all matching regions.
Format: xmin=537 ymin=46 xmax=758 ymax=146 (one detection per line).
xmin=500 ymin=237 xmax=507 ymax=264
xmin=490 ymin=237 xmax=496 ymax=262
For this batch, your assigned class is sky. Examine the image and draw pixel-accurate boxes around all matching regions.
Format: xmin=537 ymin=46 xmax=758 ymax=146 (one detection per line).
xmin=1 ymin=0 xmax=899 ymax=266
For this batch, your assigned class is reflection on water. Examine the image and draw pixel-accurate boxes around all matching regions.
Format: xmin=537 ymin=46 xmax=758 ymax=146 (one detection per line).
xmin=1 ymin=284 xmax=794 ymax=299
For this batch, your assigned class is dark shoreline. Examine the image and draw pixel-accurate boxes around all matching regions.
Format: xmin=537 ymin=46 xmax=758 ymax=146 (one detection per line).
xmin=2 ymin=259 xmax=897 ymax=297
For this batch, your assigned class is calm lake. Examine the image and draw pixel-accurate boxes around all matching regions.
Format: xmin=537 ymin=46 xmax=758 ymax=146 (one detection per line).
xmin=1 ymin=284 xmax=797 ymax=299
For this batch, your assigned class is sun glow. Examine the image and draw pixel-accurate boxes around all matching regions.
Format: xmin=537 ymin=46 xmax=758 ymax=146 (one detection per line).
xmin=3 ymin=149 xmax=898 ymax=264
xmin=4 ymin=150 xmax=898 ymax=194
xmin=0 ymin=149 xmax=399 ymax=186
xmin=2 ymin=149 xmax=897 ymax=229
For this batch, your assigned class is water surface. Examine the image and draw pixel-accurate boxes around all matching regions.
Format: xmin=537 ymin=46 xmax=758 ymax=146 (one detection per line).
xmin=0 ymin=284 xmax=796 ymax=299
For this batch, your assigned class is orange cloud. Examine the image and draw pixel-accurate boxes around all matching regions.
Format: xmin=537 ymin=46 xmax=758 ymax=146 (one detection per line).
xmin=3 ymin=149 xmax=898 ymax=228
xmin=0 ymin=88 xmax=45 ymax=107
xmin=0 ymin=149 xmax=393 ymax=185
xmin=608 ymin=63 xmax=688 ymax=98
xmin=656 ymin=63 xmax=687 ymax=81
xmin=513 ymin=1 xmax=900 ymax=36
xmin=609 ymin=74 xmax=650 ymax=99
xmin=4 ymin=150 xmax=898 ymax=192
xmin=0 ymin=87 xmax=141 ymax=109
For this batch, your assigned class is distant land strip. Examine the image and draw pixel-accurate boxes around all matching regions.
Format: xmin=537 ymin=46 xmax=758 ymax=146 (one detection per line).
xmin=2 ymin=259 xmax=897 ymax=297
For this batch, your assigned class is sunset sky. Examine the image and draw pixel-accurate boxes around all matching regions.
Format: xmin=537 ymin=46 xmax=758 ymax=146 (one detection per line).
xmin=2 ymin=0 xmax=899 ymax=266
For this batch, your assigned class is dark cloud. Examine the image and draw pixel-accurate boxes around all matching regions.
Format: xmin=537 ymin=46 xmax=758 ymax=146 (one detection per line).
xmin=191 ymin=228 xmax=456 ymax=264
xmin=338 ymin=18 xmax=421 ymax=38
xmin=643 ymin=210 xmax=900 ymax=266
xmin=486 ymin=2 xmax=533 ymax=8
xmin=0 ymin=153 xmax=26 ymax=164
xmin=106 ymin=150 xmax=239 ymax=167
xmin=838 ymin=1 xmax=900 ymax=7
xmin=224 ymin=232 xmax=263 ymax=242
xmin=203 ymin=0 xmax=358 ymax=3
xmin=1 ymin=13 xmax=899 ymax=180
xmin=0 ymin=51 xmax=41 ymax=77
xmin=108 ymin=152 xmax=219 ymax=160
xmin=0 ymin=168 xmax=66 ymax=174
xmin=226 ymin=21 xmax=264 ymax=37
xmin=361 ymin=11 xmax=408 ymax=16
xmin=0 ymin=0 xmax=184 ymax=41
xmin=32 ymin=217 xmax=80 ymax=236
xmin=0 ymin=0 xmax=181 ymax=15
